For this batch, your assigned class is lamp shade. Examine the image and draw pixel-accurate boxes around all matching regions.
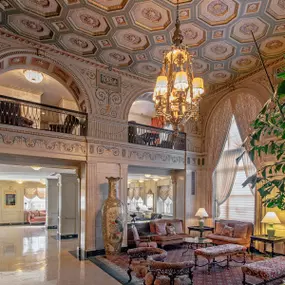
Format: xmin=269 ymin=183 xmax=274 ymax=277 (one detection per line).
xmin=195 ymin=208 xmax=208 ymax=218
xmin=192 ymin=77 xmax=204 ymax=98
xmin=261 ymin=212 xmax=281 ymax=224
xmin=174 ymin=71 xmax=188 ymax=91
xmin=154 ymin=75 xmax=168 ymax=94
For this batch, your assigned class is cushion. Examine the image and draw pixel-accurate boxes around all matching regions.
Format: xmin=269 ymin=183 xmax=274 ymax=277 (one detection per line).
xmin=207 ymin=234 xmax=246 ymax=245
xmin=166 ymin=225 xmax=176 ymax=235
xmin=195 ymin=244 xmax=246 ymax=258
xmin=155 ymin=222 xmax=167 ymax=236
xmin=138 ymin=242 xmax=157 ymax=248
xmin=150 ymin=222 xmax=156 ymax=234
xmin=153 ymin=235 xmax=183 ymax=242
xmin=215 ymin=222 xmax=226 ymax=235
xmin=234 ymin=223 xmax=248 ymax=239
xmin=170 ymin=220 xmax=183 ymax=234
xmin=242 ymin=256 xmax=285 ymax=281
xmin=221 ymin=225 xmax=234 ymax=237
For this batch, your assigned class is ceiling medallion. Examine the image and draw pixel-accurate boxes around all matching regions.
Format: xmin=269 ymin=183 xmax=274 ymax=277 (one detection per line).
xmin=24 ymin=70 xmax=44 ymax=83
xmin=153 ymin=1 xmax=204 ymax=132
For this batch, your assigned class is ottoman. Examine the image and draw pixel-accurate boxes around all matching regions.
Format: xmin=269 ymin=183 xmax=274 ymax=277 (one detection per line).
xmin=242 ymin=256 xmax=285 ymax=285
xmin=194 ymin=243 xmax=247 ymax=273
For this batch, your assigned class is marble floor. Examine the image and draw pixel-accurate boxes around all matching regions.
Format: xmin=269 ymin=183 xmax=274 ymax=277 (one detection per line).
xmin=0 ymin=226 xmax=120 ymax=285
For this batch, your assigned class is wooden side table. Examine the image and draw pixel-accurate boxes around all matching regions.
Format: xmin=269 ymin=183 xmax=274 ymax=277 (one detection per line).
xmin=188 ymin=226 xmax=214 ymax=237
xmin=250 ymin=235 xmax=285 ymax=257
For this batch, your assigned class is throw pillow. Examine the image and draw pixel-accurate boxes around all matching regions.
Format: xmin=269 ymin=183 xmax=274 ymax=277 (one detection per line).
xmin=170 ymin=220 xmax=183 ymax=234
xmin=155 ymin=222 xmax=167 ymax=236
xmin=234 ymin=223 xmax=248 ymax=239
xmin=221 ymin=225 xmax=234 ymax=237
xmin=166 ymin=225 xmax=176 ymax=235
xmin=215 ymin=222 xmax=226 ymax=235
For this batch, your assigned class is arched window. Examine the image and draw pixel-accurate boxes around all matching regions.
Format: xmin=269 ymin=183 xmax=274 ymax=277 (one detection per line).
xmin=213 ymin=116 xmax=255 ymax=223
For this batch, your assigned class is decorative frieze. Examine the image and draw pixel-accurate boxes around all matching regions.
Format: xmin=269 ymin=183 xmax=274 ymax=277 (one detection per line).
xmin=88 ymin=139 xmax=185 ymax=169
xmin=0 ymin=126 xmax=87 ymax=160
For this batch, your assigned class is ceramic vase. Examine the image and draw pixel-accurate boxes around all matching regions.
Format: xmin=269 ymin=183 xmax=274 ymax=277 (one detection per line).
xmin=102 ymin=177 xmax=125 ymax=255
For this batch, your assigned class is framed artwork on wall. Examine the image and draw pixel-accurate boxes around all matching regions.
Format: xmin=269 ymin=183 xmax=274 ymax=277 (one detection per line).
xmin=4 ymin=191 xmax=16 ymax=207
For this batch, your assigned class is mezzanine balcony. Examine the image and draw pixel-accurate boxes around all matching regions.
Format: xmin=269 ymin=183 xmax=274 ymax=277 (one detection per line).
xmin=0 ymin=95 xmax=87 ymax=136
xmin=128 ymin=122 xmax=186 ymax=151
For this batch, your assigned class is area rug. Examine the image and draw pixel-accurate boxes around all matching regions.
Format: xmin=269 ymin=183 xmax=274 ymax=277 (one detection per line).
xmin=89 ymin=247 xmax=283 ymax=285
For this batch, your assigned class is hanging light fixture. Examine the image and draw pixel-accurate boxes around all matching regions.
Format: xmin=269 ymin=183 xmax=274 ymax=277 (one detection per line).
xmin=24 ymin=70 xmax=44 ymax=84
xmin=153 ymin=0 xmax=204 ymax=132
xmin=31 ymin=166 xmax=42 ymax=171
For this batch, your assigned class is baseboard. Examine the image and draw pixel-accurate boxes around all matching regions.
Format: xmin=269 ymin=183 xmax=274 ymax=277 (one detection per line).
xmin=57 ymin=233 xmax=78 ymax=240
xmin=85 ymin=246 xmax=128 ymax=258
xmin=47 ymin=225 xmax=58 ymax=229
xmin=0 ymin=222 xmax=29 ymax=226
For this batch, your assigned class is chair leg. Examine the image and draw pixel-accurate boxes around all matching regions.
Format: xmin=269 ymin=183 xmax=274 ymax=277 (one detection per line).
xmin=242 ymin=272 xmax=246 ymax=285
xmin=243 ymin=251 xmax=246 ymax=264
xmin=194 ymin=254 xmax=198 ymax=268
xmin=226 ymin=255 xmax=229 ymax=270
xmin=207 ymin=260 xmax=212 ymax=275
xmin=189 ymin=268 xmax=194 ymax=285
xmin=127 ymin=267 xmax=132 ymax=283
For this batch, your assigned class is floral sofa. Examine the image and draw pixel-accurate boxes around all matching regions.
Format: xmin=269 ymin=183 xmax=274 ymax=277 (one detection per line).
xmin=27 ymin=210 xmax=46 ymax=224
xmin=206 ymin=219 xmax=253 ymax=248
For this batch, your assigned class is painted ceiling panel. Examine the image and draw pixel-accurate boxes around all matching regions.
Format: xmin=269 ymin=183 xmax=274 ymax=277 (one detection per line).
xmin=0 ymin=0 xmax=285 ymax=91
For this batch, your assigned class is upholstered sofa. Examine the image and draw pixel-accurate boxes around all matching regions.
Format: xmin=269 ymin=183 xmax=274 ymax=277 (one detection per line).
xmin=27 ymin=210 xmax=46 ymax=224
xmin=206 ymin=219 xmax=253 ymax=248
xmin=149 ymin=219 xmax=191 ymax=248
xmin=128 ymin=219 xmax=191 ymax=248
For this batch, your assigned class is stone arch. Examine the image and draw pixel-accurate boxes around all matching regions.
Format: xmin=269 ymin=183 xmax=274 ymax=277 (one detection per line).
xmin=203 ymin=87 xmax=266 ymax=138
xmin=122 ymin=87 xmax=154 ymax=121
xmin=0 ymin=49 xmax=92 ymax=113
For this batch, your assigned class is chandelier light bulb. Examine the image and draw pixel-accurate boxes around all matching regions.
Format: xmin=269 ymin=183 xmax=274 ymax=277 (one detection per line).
xmin=24 ymin=70 xmax=44 ymax=84
xmin=139 ymin=179 xmax=144 ymax=183
xmin=17 ymin=180 xmax=23 ymax=184
xmin=193 ymin=77 xmax=205 ymax=98
xmin=153 ymin=178 xmax=159 ymax=182
xmin=31 ymin=166 xmax=42 ymax=171
xmin=174 ymin=71 xmax=188 ymax=91
xmin=145 ymin=174 xmax=151 ymax=178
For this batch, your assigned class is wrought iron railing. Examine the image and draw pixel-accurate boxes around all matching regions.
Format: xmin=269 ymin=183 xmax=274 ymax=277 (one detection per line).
xmin=128 ymin=122 xmax=186 ymax=151
xmin=0 ymin=95 xmax=87 ymax=136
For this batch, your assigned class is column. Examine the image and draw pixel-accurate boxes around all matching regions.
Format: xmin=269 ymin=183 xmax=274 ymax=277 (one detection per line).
xmin=58 ymin=173 xmax=79 ymax=238
xmin=119 ymin=164 xmax=128 ymax=248
xmin=46 ymin=178 xmax=59 ymax=229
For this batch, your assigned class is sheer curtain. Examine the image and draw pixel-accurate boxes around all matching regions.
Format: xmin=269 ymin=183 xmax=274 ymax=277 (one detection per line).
xmin=213 ymin=116 xmax=244 ymax=218
xmin=205 ymin=99 xmax=233 ymax=215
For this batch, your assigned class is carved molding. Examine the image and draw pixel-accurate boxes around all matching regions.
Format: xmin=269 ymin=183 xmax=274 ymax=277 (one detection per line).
xmin=88 ymin=139 xmax=185 ymax=169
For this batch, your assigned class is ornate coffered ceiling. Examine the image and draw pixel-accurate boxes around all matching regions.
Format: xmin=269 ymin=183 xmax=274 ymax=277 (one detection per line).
xmin=0 ymin=0 xmax=285 ymax=91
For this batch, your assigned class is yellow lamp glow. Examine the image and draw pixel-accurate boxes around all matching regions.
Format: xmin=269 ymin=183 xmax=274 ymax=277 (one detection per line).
xmin=174 ymin=71 xmax=188 ymax=91
xmin=261 ymin=212 xmax=281 ymax=238
xmin=193 ymin=77 xmax=204 ymax=98
xmin=155 ymin=75 xmax=168 ymax=94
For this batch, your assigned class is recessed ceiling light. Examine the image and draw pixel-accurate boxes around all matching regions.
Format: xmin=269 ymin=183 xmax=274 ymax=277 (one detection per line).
xmin=145 ymin=174 xmax=151 ymax=178
xmin=17 ymin=180 xmax=23 ymax=184
xmin=24 ymin=70 xmax=43 ymax=84
xmin=153 ymin=178 xmax=159 ymax=182
xmin=139 ymin=179 xmax=144 ymax=183
xmin=31 ymin=166 xmax=42 ymax=171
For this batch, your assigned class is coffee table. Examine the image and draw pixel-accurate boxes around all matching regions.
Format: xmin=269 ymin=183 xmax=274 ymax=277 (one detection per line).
xmin=182 ymin=237 xmax=213 ymax=256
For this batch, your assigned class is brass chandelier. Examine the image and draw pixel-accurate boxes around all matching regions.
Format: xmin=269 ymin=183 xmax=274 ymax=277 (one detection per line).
xmin=153 ymin=1 xmax=204 ymax=132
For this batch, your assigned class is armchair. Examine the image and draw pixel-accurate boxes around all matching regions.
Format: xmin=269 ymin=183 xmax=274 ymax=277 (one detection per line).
xmin=49 ymin=114 xmax=79 ymax=134
xmin=131 ymin=225 xmax=157 ymax=248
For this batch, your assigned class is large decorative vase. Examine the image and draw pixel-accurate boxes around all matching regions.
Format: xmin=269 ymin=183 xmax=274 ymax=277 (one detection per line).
xmin=102 ymin=177 xmax=125 ymax=255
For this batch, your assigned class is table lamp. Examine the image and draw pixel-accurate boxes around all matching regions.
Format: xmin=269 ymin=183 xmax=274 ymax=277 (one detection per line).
xmin=261 ymin=212 xmax=281 ymax=238
xmin=195 ymin=208 xmax=208 ymax=228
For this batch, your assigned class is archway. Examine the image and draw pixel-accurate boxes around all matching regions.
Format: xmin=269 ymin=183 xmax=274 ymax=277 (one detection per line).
xmin=0 ymin=50 xmax=91 ymax=113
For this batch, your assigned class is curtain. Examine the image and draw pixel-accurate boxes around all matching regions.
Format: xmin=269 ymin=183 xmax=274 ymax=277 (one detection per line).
xmin=214 ymin=148 xmax=243 ymax=217
xmin=205 ymin=99 xmax=233 ymax=215
xmin=36 ymin=188 xmax=46 ymax=199
xmin=24 ymin=188 xmax=37 ymax=199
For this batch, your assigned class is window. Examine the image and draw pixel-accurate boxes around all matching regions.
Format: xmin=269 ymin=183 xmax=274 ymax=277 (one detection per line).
xmin=214 ymin=117 xmax=255 ymax=223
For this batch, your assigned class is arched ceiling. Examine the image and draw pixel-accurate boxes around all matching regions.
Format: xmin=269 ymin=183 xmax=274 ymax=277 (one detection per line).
xmin=1 ymin=0 xmax=285 ymax=91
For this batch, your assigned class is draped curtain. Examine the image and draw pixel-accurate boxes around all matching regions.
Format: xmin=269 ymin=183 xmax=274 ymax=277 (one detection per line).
xmin=214 ymin=148 xmax=243 ymax=217
xmin=24 ymin=188 xmax=46 ymax=199
xmin=205 ymin=99 xmax=233 ymax=215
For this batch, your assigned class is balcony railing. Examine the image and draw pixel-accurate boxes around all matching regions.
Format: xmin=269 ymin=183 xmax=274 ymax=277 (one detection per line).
xmin=0 ymin=95 xmax=87 ymax=136
xmin=128 ymin=122 xmax=186 ymax=151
